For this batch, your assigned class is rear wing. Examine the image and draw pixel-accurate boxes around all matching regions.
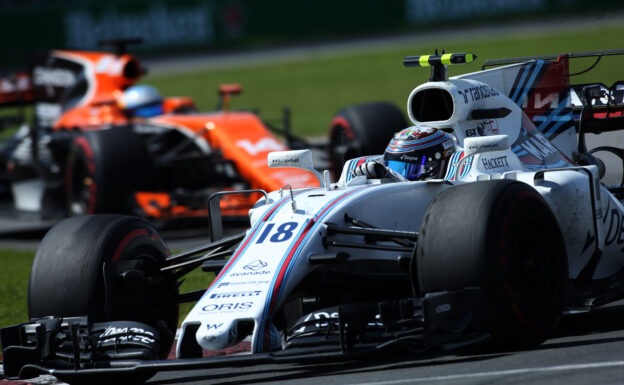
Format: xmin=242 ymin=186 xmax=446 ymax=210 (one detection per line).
xmin=569 ymin=81 xmax=624 ymax=134
xmin=482 ymin=49 xmax=624 ymax=134
xmin=481 ymin=48 xmax=624 ymax=70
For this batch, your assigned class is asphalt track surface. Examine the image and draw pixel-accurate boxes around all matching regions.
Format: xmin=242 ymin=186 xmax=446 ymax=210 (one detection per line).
xmin=4 ymin=16 xmax=624 ymax=385
xmin=3 ymin=306 xmax=624 ymax=385
xmin=147 ymin=307 xmax=624 ymax=385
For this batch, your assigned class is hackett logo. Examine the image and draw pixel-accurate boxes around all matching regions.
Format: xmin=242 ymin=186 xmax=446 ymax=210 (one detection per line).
xmin=481 ymin=155 xmax=509 ymax=170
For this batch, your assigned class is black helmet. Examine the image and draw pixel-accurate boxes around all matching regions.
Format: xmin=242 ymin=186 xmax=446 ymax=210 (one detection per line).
xmin=383 ymin=125 xmax=455 ymax=180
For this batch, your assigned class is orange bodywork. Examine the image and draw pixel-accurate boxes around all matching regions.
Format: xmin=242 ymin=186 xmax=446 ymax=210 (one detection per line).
xmin=133 ymin=112 xmax=320 ymax=220
xmin=49 ymin=50 xmax=139 ymax=129
xmin=1 ymin=49 xmax=319 ymax=220
xmin=150 ymin=112 xmax=319 ymax=192
xmin=134 ymin=190 xmax=252 ymax=219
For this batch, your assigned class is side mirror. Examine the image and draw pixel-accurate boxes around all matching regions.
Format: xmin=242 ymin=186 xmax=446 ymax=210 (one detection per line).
xmin=268 ymin=149 xmax=328 ymax=188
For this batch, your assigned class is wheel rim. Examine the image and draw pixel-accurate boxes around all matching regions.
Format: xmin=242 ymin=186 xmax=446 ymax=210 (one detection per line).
xmin=511 ymin=218 xmax=560 ymax=310
xmin=104 ymin=246 xmax=178 ymax=358
xmin=108 ymin=251 xmax=177 ymax=328
xmin=68 ymin=159 xmax=93 ymax=215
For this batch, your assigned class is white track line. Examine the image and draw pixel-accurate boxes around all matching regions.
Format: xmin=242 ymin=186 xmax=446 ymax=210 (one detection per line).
xmin=352 ymin=360 xmax=624 ymax=385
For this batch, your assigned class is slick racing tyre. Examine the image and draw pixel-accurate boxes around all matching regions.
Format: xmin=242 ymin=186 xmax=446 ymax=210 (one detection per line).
xmin=415 ymin=180 xmax=568 ymax=347
xmin=66 ymin=126 xmax=155 ymax=216
xmin=329 ymin=102 xmax=406 ymax=177
xmin=28 ymin=215 xmax=178 ymax=358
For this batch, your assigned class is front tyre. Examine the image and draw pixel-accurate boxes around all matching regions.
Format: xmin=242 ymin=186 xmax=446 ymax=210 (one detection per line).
xmin=415 ymin=180 xmax=568 ymax=347
xmin=28 ymin=215 xmax=178 ymax=358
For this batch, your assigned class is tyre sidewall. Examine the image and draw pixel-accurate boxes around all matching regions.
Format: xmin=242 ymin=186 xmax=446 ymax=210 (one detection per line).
xmin=99 ymin=218 xmax=178 ymax=333
xmin=28 ymin=215 xmax=177 ymax=356
xmin=65 ymin=127 xmax=154 ymax=215
xmin=485 ymin=183 xmax=568 ymax=343
xmin=416 ymin=180 xmax=568 ymax=345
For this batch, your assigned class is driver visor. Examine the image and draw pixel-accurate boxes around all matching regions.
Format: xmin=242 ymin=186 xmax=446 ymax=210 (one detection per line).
xmin=134 ymin=103 xmax=164 ymax=118
xmin=384 ymin=158 xmax=426 ymax=180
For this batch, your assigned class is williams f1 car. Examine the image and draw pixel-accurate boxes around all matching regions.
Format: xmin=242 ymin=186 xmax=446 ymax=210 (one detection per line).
xmin=0 ymin=39 xmax=404 ymax=224
xmin=3 ymin=48 xmax=624 ymax=384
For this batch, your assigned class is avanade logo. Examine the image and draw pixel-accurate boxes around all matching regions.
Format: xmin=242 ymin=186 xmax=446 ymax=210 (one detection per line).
xmin=243 ymin=260 xmax=268 ymax=271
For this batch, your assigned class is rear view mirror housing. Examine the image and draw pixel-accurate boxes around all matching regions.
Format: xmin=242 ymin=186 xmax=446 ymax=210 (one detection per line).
xmin=268 ymin=149 xmax=328 ymax=188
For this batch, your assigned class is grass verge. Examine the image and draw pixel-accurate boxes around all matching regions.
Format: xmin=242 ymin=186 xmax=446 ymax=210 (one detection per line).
xmin=0 ymin=248 xmax=213 ymax=330
xmin=148 ymin=23 xmax=624 ymax=137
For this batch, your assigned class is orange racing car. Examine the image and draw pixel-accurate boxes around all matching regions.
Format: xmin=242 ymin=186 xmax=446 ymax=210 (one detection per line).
xmin=0 ymin=40 xmax=405 ymax=225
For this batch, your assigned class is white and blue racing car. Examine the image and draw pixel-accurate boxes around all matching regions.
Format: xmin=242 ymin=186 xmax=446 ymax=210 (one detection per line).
xmin=3 ymin=49 xmax=624 ymax=384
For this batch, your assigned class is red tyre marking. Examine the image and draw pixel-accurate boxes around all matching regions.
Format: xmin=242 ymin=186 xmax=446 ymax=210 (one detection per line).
xmin=517 ymin=190 xmax=541 ymax=201
xmin=331 ymin=116 xmax=355 ymax=140
xmin=74 ymin=136 xmax=96 ymax=174
xmin=112 ymin=229 xmax=149 ymax=262
xmin=151 ymin=233 xmax=170 ymax=256
xmin=87 ymin=183 xmax=97 ymax=214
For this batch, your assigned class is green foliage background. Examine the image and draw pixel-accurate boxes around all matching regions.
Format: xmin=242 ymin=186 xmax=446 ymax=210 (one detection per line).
xmin=148 ymin=24 xmax=624 ymax=137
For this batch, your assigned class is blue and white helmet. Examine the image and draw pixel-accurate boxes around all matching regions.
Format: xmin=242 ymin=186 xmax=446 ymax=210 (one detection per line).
xmin=119 ymin=84 xmax=163 ymax=118
xmin=383 ymin=125 xmax=455 ymax=180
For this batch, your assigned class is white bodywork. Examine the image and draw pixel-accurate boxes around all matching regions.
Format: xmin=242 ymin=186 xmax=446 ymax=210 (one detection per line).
xmin=177 ymin=59 xmax=624 ymax=356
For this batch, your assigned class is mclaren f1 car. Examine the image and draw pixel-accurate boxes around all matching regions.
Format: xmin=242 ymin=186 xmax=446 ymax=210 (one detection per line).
xmin=3 ymin=48 xmax=624 ymax=384
xmin=0 ymin=39 xmax=404 ymax=225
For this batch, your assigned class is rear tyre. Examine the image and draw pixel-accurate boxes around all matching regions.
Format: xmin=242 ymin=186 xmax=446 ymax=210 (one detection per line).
xmin=415 ymin=180 xmax=568 ymax=347
xmin=66 ymin=126 xmax=154 ymax=216
xmin=28 ymin=215 xmax=178 ymax=358
xmin=328 ymin=102 xmax=406 ymax=177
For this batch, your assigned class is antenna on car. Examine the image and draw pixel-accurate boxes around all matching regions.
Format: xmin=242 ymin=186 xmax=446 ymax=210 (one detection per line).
xmin=403 ymin=50 xmax=476 ymax=81
xmin=217 ymin=84 xmax=243 ymax=111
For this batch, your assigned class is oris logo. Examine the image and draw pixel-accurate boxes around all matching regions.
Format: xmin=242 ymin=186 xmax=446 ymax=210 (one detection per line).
xmin=201 ymin=302 xmax=253 ymax=312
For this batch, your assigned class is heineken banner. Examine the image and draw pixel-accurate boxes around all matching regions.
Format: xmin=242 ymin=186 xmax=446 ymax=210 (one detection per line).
xmin=0 ymin=0 xmax=621 ymax=67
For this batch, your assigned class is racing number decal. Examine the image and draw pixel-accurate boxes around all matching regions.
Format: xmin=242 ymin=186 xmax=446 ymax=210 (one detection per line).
xmin=255 ymin=223 xmax=274 ymax=244
xmin=271 ymin=222 xmax=298 ymax=242
xmin=256 ymin=222 xmax=298 ymax=243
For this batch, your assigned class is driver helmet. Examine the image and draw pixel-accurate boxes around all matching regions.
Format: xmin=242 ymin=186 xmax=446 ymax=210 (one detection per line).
xmin=383 ymin=125 xmax=455 ymax=180
xmin=118 ymin=84 xmax=164 ymax=118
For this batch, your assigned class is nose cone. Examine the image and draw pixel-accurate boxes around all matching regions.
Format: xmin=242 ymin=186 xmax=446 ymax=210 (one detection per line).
xmin=196 ymin=320 xmax=236 ymax=350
